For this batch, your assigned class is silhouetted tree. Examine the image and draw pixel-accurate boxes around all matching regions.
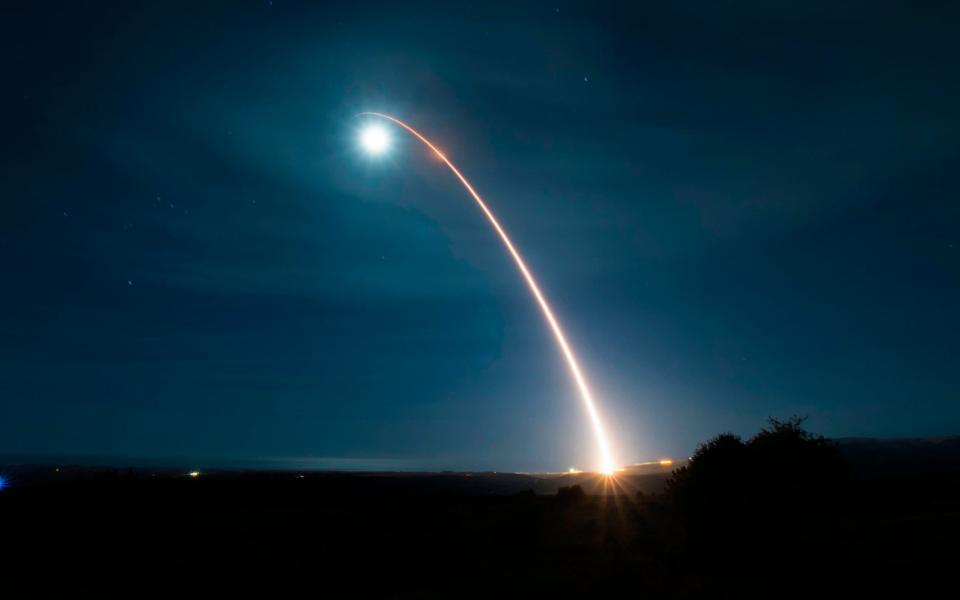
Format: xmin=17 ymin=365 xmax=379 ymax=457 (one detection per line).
xmin=665 ymin=432 xmax=749 ymax=523
xmin=664 ymin=416 xmax=850 ymax=556
xmin=747 ymin=416 xmax=849 ymax=507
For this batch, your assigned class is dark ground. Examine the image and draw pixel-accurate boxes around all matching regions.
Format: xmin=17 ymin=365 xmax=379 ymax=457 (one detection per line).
xmin=1 ymin=439 xmax=958 ymax=598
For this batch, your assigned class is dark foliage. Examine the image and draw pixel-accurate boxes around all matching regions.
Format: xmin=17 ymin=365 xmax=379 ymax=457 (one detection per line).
xmin=556 ymin=484 xmax=586 ymax=503
xmin=666 ymin=417 xmax=848 ymax=522
xmin=1 ymin=424 xmax=956 ymax=598
xmin=662 ymin=417 xmax=855 ymax=594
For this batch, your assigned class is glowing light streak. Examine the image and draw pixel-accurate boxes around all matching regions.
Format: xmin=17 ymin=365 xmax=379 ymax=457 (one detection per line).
xmin=359 ymin=112 xmax=617 ymax=473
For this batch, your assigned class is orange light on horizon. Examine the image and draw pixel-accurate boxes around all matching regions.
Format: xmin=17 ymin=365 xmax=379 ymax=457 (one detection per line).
xmin=659 ymin=459 xmax=673 ymax=467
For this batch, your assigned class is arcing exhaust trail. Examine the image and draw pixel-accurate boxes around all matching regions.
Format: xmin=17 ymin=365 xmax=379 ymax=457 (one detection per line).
xmin=360 ymin=112 xmax=617 ymax=474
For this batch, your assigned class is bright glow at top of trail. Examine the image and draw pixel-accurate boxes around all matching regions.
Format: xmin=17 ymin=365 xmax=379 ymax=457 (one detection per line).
xmin=360 ymin=125 xmax=390 ymax=154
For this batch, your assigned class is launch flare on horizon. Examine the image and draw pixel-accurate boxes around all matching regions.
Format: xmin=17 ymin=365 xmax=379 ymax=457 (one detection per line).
xmin=358 ymin=112 xmax=617 ymax=474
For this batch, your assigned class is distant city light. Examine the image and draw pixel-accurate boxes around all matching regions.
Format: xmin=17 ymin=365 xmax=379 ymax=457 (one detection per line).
xmin=188 ymin=471 xmax=200 ymax=478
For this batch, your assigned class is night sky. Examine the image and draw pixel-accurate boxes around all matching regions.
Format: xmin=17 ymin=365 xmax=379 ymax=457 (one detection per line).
xmin=2 ymin=1 xmax=958 ymax=471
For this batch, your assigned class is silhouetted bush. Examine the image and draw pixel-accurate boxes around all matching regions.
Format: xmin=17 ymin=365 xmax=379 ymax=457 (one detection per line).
xmin=556 ymin=484 xmax=585 ymax=504
xmin=748 ymin=416 xmax=849 ymax=505
xmin=665 ymin=417 xmax=850 ymax=539
xmin=665 ymin=432 xmax=749 ymax=522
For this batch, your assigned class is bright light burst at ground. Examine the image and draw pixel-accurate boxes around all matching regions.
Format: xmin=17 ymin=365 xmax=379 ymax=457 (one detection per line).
xmin=0 ymin=475 xmax=7 ymax=490
xmin=359 ymin=125 xmax=391 ymax=155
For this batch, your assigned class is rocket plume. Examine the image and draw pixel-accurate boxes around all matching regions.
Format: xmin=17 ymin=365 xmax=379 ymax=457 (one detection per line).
xmin=359 ymin=112 xmax=617 ymax=474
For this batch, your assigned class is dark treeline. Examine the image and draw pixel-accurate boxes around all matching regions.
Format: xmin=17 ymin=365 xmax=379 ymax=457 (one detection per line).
xmin=1 ymin=420 xmax=957 ymax=598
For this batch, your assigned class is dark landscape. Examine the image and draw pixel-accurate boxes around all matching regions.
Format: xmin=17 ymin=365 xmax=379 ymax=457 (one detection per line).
xmin=3 ymin=423 xmax=958 ymax=597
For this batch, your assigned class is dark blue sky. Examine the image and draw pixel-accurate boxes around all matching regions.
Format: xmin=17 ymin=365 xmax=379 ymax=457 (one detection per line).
xmin=2 ymin=1 xmax=958 ymax=471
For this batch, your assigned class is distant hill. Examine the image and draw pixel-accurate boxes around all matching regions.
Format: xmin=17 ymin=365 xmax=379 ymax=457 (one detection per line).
xmin=3 ymin=436 xmax=957 ymax=494
xmin=834 ymin=435 xmax=960 ymax=478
